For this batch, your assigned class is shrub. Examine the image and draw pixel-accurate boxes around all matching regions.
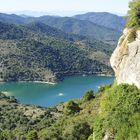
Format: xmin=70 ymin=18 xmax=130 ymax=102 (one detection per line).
xmin=0 ymin=130 xmax=15 ymax=140
xmin=94 ymin=84 xmax=140 ymax=140
xmin=64 ymin=100 xmax=81 ymax=115
xmin=97 ymin=84 xmax=112 ymax=93
xmin=83 ymin=90 xmax=95 ymax=101
xmin=25 ymin=130 xmax=38 ymax=140
xmin=63 ymin=122 xmax=92 ymax=140
xmin=127 ymin=0 xmax=140 ymax=28
xmin=88 ymin=134 xmax=93 ymax=140
xmin=39 ymin=128 xmax=62 ymax=140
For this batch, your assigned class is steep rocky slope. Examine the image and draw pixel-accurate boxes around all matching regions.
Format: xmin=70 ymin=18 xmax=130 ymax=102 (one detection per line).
xmin=110 ymin=28 xmax=140 ymax=88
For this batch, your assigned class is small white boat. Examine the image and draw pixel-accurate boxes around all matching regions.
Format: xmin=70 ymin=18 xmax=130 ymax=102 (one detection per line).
xmin=58 ymin=93 xmax=64 ymax=96
xmin=82 ymin=74 xmax=86 ymax=77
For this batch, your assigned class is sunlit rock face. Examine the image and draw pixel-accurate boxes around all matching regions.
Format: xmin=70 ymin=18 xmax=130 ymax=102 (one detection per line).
xmin=110 ymin=28 xmax=140 ymax=88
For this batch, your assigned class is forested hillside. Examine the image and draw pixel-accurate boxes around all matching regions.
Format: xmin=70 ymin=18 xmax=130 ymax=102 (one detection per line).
xmin=0 ymin=12 xmax=125 ymax=82
xmin=0 ymin=21 xmax=113 ymax=82
xmin=0 ymin=11 xmax=125 ymax=82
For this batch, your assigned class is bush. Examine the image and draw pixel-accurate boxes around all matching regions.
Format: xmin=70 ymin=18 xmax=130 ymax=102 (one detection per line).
xmin=94 ymin=84 xmax=140 ymax=140
xmin=0 ymin=130 xmax=15 ymax=140
xmin=39 ymin=128 xmax=62 ymax=140
xmin=127 ymin=0 xmax=140 ymax=28
xmin=25 ymin=130 xmax=38 ymax=140
xmin=64 ymin=100 xmax=81 ymax=115
xmin=97 ymin=84 xmax=112 ymax=94
xmin=63 ymin=122 xmax=92 ymax=140
xmin=88 ymin=134 xmax=93 ymax=140
xmin=83 ymin=90 xmax=95 ymax=101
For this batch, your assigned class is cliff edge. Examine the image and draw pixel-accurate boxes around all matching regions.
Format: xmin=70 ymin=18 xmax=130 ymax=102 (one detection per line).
xmin=110 ymin=28 xmax=140 ymax=88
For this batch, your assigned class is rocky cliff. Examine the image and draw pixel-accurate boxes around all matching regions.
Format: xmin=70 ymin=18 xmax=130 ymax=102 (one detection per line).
xmin=110 ymin=28 xmax=140 ymax=88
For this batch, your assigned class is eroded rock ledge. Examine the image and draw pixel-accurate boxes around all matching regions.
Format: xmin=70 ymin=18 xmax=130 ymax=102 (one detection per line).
xmin=110 ymin=28 xmax=140 ymax=88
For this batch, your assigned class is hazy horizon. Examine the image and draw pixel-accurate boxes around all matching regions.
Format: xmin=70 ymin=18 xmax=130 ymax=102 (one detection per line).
xmin=0 ymin=0 xmax=131 ymax=17
xmin=0 ymin=10 xmax=127 ymax=17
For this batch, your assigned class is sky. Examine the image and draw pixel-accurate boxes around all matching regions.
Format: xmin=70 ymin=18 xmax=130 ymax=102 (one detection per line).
xmin=0 ymin=0 xmax=131 ymax=16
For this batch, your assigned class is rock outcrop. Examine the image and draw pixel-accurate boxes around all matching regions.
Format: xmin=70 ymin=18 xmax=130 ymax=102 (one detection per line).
xmin=110 ymin=28 xmax=140 ymax=88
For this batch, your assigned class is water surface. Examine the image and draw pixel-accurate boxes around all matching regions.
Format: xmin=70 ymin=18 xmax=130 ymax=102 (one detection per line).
xmin=0 ymin=75 xmax=114 ymax=107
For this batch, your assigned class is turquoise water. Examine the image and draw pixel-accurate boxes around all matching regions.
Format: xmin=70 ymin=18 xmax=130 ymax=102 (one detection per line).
xmin=0 ymin=75 xmax=114 ymax=107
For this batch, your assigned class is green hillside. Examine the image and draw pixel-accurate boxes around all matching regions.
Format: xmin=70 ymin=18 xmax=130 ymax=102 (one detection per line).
xmin=24 ymin=21 xmax=86 ymax=42
xmin=0 ymin=83 xmax=139 ymax=139
xmin=0 ymin=22 xmax=113 ymax=82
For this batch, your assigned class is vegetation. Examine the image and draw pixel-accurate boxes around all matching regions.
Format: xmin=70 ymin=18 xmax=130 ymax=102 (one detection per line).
xmin=64 ymin=100 xmax=81 ymax=115
xmin=0 ymin=83 xmax=139 ymax=139
xmin=0 ymin=12 xmax=122 ymax=42
xmin=127 ymin=0 xmax=140 ymax=28
xmin=26 ymin=130 xmax=38 ymax=140
xmin=82 ymin=90 xmax=95 ymax=101
xmin=0 ymin=21 xmax=113 ymax=82
xmin=94 ymin=84 xmax=140 ymax=140
xmin=125 ymin=0 xmax=140 ymax=43
xmin=127 ymin=28 xmax=137 ymax=43
xmin=0 ymin=11 xmax=124 ymax=82
xmin=62 ymin=121 xmax=92 ymax=140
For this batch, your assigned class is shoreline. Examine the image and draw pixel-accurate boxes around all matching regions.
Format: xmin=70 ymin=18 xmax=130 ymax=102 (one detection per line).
xmin=0 ymin=80 xmax=57 ymax=85
xmin=18 ymin=81 xmax=56 ymax=85
xmin=63 ymin=73 xmax=114 ymax=78
xmin=0 ymin=74 xmax=114 ymax=84
xmin=96 ymin=74 xmax=114 ymax=77
xmin=32 ymin=81 xmax=56 ymax=85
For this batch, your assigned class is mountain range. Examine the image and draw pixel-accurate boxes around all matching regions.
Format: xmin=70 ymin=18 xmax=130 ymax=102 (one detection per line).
xmin=73 ymin=12 xmax=125 ymax=31
xmin=0 ymin=12 xmax=125 ymax=40
xmin=0 ymin=12 xmax=126 ymax=82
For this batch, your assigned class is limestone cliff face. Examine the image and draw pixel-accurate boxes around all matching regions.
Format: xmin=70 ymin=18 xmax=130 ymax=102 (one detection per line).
xmin=110 ymin=28 xmax=140 ymax=88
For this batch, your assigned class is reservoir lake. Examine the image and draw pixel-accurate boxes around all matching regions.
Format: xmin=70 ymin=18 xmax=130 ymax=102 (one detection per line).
xmin=0 ymin=75 xmax=114 ymax=107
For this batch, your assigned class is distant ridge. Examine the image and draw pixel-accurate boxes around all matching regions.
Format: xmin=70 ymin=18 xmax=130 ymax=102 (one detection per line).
xmin=0 ymin=12 xmax=124 ymax=41
xmin=73 ymin=12 xmax=126 ymax=31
